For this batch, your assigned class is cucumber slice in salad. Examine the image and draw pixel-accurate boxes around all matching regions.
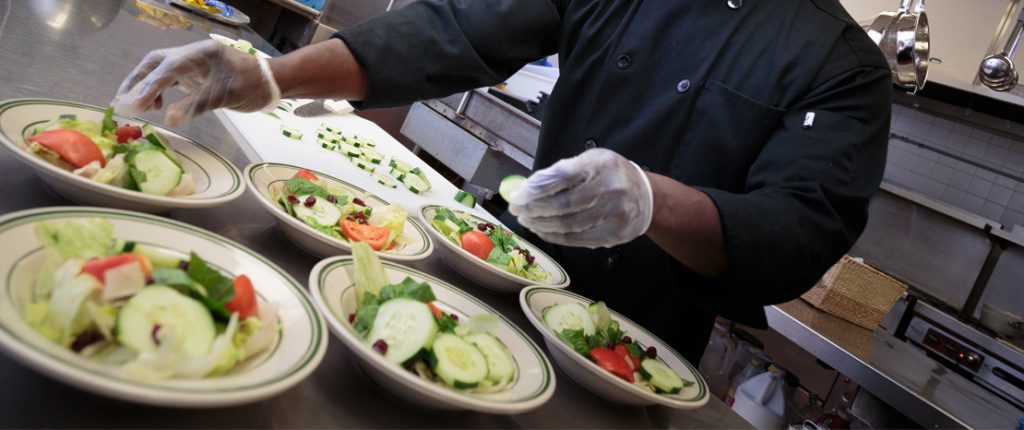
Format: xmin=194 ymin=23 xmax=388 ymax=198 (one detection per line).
xmin=367 ymin=298 xmax=438 ymax=365
xmin=543 ymin=303 xmax=596 ymax=336
xmin=430 ymin=333 xmax=488 ymax=389
xmin=281 ymin=126 xmax=303 ymax=140
xmin=640 ymin=358 xmax=686 ymax=394
xmin=463 ymin=333 xmax=516 ymax=383
xmin=339 ymin=143 xmax=361 ymax=158
xmin=389 ymin=159 xmax=413 ymax=173
xmin=129 ymin=148 xmax=183 ymax=196
xmin=454 ymin=190 xmax=477 ymax=208
xmin=499 ymin=175 xmax=527 ymax=202
xmin=403 ymin=174 xmax=430 ymax=194
xmin=292 ymin=194 xmax=342 ymax=226
xmin=115 ymin=286 xmax=216 ymax=357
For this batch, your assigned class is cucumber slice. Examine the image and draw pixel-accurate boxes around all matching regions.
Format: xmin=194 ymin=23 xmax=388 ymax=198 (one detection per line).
xmin=115 ymin=286 xmax=215 ymax=357
xmin=367 ymin=298 xmax=438 ymax=365
xmin=133 ymin=244 xmax=183 ymax=269
xmin=320 ymin=124 xmax=341 ymax=135
xmin=281 ymin=126 xmax=303 ymax=140
xmin=129 ymin=149 xmax=183 ymax=196
xmin=463 ymin=333 xmax=516 ymax=383
xmin=430 ymin=333 xmax=488 ymax=389
xmin=338 ymin=143 xmax=361 ymax=157
xmin=361 ymin=148 xmax=383 ymax=164
xmin=403 ymin=175 xmax=430 ymax=194
xmin=292 ymin=194 xmax=342 ymax=226
xmin=588 ymin=301 xmax=612 ymax=331
xmin=320 ymin=142 xmax=338 ymax=151
xmin=454 ymin=190 xmax=477 ymax=208
xmin=387 ymin=168 xmax=406 ymax=181
xmin=317 ymin=132 xmax=341 ymax=144
xmin=499 ymin=175 xmax=527 ymax=202
xmin=543 ymin=303 xmax=596 ymax=336
xmin=140 ymin=124 xmax=181 ymax=164
xmin=351 ymin=157 xmax=376 ymax=173
xmin=372 ymin=172 xmax=398 ymax=188
xmin=389 ymin=159 xmax=413 ymax=173
xmin=640 ymin=358 xmax=686 ymax=394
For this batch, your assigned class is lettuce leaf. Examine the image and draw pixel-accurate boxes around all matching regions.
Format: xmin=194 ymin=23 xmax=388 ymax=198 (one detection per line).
xmin=36 ymin=219 xmax=114 ymax=261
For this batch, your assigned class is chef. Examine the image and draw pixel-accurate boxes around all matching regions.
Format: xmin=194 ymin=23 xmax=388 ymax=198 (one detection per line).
xmin=113 ymin=0 xmax=891 ymax=362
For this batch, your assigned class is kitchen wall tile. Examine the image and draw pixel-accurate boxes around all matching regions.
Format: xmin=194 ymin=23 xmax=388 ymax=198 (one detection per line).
xmin=970 ymin=128 xmax=993 ymax=142
xmin=924 ymin=180 xmax=945 ymax=199
xmin=945 ymin=132 xmax=969 ymax=154
xmin=955 ymin=160 xmax=978 ymax=174
xmin=947 ymin=170 xmax=973 ymax=191
xmin=989 ymin=184 xmax=1014 ymax=207
xmin=976 ymin=169 xmax=997 ymax=182
xmin=982 ymin=145 xmax=1009 ymax=166
xmin=1010 ymin=192 xmax=1024 ymax=213
xmin=1004 ymin=151 xmax=1024 ymax=174
xmin=937 ymin=154 xmax=958 ymax=168
xmin=933 ymin=117 xmax=955 ymax=130
xmin=962 ymin=138 xmax=987 ymax=160
xmin=926 ymin=127 xmax=949 ymax=146
xmin=981 ymin=201 xmax=1006 ymax=222
xmin=1017 ymin=181 xmax=1024 ymax=192
xmin=941 ymin=187 xmax=966 ymax=206
xmin=911 ymin=156 xmax=935 ymax=176
xmin=991 ymin=135 xmax=1014 ymax=149
xmin=1001 ymin=209 xmax=1024 ymax=229
xmin=907 ymin=119 xmax=930 ymax=139
xmin=995 ymin=174 xmax=1019 ymax=190
xmin=907 ymin=172 xmax=928 ymax=191
xmin=921 ymin=150 xmax=939 ymax=161
xmin=930 ymin=164 xmax=954 ymax=183
xmin=967 ymin=177 xmax=993 ymax=198
xmin=953 ymin=123 xmax=975 ymax=137
xmin=962 ymin=194 xmax=986 ymax=213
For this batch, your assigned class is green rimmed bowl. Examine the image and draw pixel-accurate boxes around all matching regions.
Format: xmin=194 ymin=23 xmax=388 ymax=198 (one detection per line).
xmin=0 ymin=207 xmax=327 ymax=407
xmin=309 ymin=256 xmax=556 ymax=414
xmin=0 ymin=98 xmax=246 ymax=213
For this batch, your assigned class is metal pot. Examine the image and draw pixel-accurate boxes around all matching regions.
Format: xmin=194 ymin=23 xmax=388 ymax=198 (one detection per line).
xmin=866 ymin=0 xmax=906 ymax=47
xmin=888 ymin=0 xmax=930 ymax=92
xmin=979 ymin=8 xmax=1024 ymax=92
xmin=980 ymin=304 xmax=1024 ymax=349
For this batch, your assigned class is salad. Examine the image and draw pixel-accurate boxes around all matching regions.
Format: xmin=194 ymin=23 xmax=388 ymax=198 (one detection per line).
xmin=272 ymin=168 xmax=409 ymax=252
xmin=25 ymin=108 xmax=195 ymax=197
xmin=431 ymin=207 xmax=548 ymax=281
xmin=24 ymin=219 xmax=278 ymax=381
xmin=349 ymin=242 xmax=518 ymax=391
xmin=543 ymin=301 xmax=692 ymax=394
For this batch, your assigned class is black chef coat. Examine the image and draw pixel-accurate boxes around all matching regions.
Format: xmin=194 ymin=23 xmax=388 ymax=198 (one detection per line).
xmin=336 ymin=0 xmax=891 ymax=362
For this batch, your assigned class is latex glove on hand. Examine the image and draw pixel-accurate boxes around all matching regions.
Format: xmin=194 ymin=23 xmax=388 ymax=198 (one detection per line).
xmin=507 ymin=148 xmax=654 ymax=248
xmin=111 ymin=40 xmax=280 ymax=126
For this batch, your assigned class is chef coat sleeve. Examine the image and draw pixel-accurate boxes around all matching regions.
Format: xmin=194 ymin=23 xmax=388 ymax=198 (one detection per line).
xmin=333 ymin=0 xmax=562 ymax=108
xmin=695 ymin=35 xmax=892 ymax=305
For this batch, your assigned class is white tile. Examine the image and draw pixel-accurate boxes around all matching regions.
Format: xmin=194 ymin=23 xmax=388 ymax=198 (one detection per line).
xmin=991 ymin=135 xmax=1015 ymax=149
xmin=976 ymin=169 xmax=998 ymax=182
xmin=971 ymin=128 xmax=993 ymax=142
xmin=981 ymin=201 xmax=1006 ymax=222
xmin=948 ymin=170 xmax=973 ymax=191
xmin=962 ymin=194 xmax=986 ymax=213
xmin=945 ymin=133 xmax=969 ymax=154
xmin=930 ymin=164 xmax=954 ymax=183
xmin=925 ymin=127 xmax=950 ymax=146
xmin=924 ymin=180 xmax=946 ymax=199
xmin=1004 ymin=151 xmax=1024 ymax=174
xmin=995 ymin=175 xmax=1020 ymax=190
xmin=932 ymin=118 xmax=955 ymax=130
xmin=982 ymin=145 xmax=1009 ymax=166
xmin=906 ymin=119 xmax=930 ymax=139
xmin=941 ymin=187 xmax=966 ymax=206
xmin=955 ymin=160 xmax=978 ymax=174
xmin=989 ymin=184 xmax=1014 ymax=206
xmin=953 ymin=123 xmax=975 ymax=137
xmin=921 ymin=150 xmax=939 ymax=161
xmin=911 ymin=156 xmax=935 ymax=176
xmin=968 ymin=177 xmax=993 ymax=198
xmin=1010 ymin=192 xmax=1024 ymax=213
xmin=1001 ymin=209 xmax=1024 ymax=229
xmin=907 ymin=172 xmax=928 ymax=191
xmin=937 ymin=155 xmax=959 ymax=168
xmin=963 ymin=138 xmax=987 ymax=159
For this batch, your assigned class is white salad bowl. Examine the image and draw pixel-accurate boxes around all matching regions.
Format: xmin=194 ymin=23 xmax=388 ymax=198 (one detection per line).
xmin=417 ymin=204 xmax=569 ymax=293
xmin=0 ymin=206 xmax=328 ymax=408
xmin=519 ymin=286 xmax=709 ymax=409
xmin=309 ymin=256 xmax=556 ymax=414
xmin=0 ymin=98 xmax=246 ymax=213
xmin=244 ymin=162 xmax=433 ymax=262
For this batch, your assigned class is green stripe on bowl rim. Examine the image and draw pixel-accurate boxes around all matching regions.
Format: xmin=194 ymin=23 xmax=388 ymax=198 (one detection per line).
xmin=524 ymin=287 xmax=708 ymax=403
xmin=0 ymin=98 xmax=242 ymax=201
xmin=316 ymin=257 xmax=553 ymax=403
xmin=250 ymin=162 xmax=430 ymax=256
xmin=0 ymin=207 xmax=323 ymax=393
xmin=420 ymin=204 xmax=569 ymax=285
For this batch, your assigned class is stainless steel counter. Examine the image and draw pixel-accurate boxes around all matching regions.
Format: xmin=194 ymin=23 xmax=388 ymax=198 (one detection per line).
xmin=0 ymin=1 xmax=750 ymax=427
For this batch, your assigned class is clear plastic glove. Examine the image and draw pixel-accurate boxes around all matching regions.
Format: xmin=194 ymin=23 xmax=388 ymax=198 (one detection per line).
xmin=111 ymin=40 xmax=280 ymax=126
xmin=507 ymin=148 xmax=654 ymax=248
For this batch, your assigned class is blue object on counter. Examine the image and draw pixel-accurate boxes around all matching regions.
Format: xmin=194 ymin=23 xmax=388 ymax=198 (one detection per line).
xmin=295 ymin=0 xmax=326 ymax=11
xmin=206 ymin=0 xmax=232 ymax=17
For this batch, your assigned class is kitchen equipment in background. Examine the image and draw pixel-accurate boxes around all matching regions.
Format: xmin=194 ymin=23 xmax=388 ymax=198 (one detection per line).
xmin=732 ymin=365 xmax=788 ymax=429
xmin=866 ymin=0 xmax=931 ymax=92
xmin=725 ymin=356 xmax=768 ymax=406
xmin=700 ymin=318 xmax=738 ymax=399
xmin=169 ymin=0 xmax=251 ymax=26
xmin=980 ymin=304 xmax=1024 ymax=350
xmin=801 ymin=255 xmax=908 ymax=330
xmin=980 ymin=7 xmax=1024 ymax=92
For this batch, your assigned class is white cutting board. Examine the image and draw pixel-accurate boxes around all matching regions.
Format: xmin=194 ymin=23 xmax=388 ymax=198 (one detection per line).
xmin=217 ymin=101 xmax=500 ymax=224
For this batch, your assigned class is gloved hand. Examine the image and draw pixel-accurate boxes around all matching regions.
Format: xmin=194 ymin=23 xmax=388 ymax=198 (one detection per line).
xmin=111 ymin=40 xmax=280 ymax=126
xmin=507 ymin=148 xmax=654 ymax=248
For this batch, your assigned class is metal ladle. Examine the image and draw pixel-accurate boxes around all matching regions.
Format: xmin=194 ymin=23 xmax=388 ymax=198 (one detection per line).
xmin=980 ymin=9 xmax=1024 ymax=92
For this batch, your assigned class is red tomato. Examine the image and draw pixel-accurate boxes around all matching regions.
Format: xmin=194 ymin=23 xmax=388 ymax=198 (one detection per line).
xmin=293 ymin=169 xmax=319 ymax=182
xmin=614 ymin=344 xmax=640 ymax=370
xmin=81 ymin=254 xmax=151 ymax=282
xmin=460 ymin=230 xmax=494 ymax=260
xmin=590 ymin=347 xmax=635 ymax=383
xmin=427 ymin=302 xmax=443 ymax=319
xmin=27 ymin=129 xmax=105 ymax=168
xmin=226 ymin=274 xmax=259 ymax=319
xmin=340 ymin=220 xmax=390 ymax=250
xmin=115 ymin=125 xmax=143 ymax=144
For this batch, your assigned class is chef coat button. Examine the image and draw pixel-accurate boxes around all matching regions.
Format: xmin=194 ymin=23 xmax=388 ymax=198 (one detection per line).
xmin=616 ymin=54 xmax=632 ymax=70
xmin=727 ymin=0 xmax=742 ymax=9
xmin=584 ymin=139 xmax=597 ymax=150
xmin=676 ymin=79 xmax=691 ymax=93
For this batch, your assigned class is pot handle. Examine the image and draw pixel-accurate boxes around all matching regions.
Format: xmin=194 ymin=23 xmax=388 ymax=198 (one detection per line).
xmin=896 ymin=0 xmax=912 ymax=13
xmin=913 ymin=0 xmax=927 ymax=13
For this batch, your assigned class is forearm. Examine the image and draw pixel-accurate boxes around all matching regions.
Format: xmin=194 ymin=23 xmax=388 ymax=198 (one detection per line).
xmin=268 ymin=38 xmax=368 ymax=101
xmin=644 ymin=173 xmax=728 ymax=278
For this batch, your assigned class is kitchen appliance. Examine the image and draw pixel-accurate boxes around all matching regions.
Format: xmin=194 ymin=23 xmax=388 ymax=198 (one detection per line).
xmin=866 ymin=0 xmax=931 ymax=92
xmin=980 ymin=7 xmax=1024 ymax=92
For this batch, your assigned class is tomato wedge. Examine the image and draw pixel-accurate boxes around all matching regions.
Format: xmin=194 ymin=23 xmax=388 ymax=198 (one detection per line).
xmin=81 ymin=254 xmax=151 ymax=283
xmin=590 ymin=347 xmax=635 ymax=383
xmin=27 ymin=129 xmax=105 ymax=168
xmin=115 ymin=125 xmax=143 ymax=144
xmin=293 ymin=169 xmax=319 ymax=181
xmin=226 ymin=274 xmax=259 ymax=319
xmin=460 ymin=230 xmax=494 ymax=260
xmin=614 ymin=344 xmax=640 ymax=370
xmin=340 ymin=220 xmax=390 ymax=250
xmin=427 ymin=301 xmax=443 ymax=319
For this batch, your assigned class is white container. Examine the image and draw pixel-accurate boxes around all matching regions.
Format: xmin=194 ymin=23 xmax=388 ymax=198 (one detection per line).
xmin=732 ymin=367 xmax=787 ymax=430
xmin=699 ymin=320 xmax=736 ymax=399
xmin=724 ymin=357 xmax=766 ymax=405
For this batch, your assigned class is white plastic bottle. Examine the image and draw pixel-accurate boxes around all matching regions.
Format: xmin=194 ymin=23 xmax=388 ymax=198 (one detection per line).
xmin=724 ymin=357 xmax=765 ymax=405
xmin=732 ymin=365 xmax=787 ymax=430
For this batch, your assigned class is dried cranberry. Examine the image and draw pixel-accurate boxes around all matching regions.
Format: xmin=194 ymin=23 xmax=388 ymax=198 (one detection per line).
xmin=348 ymin=313 xmax=356 ymax=324
xmin=353 ymin=198 xmax=366 ymax=206
xmin=70 ymin=331 xmax=103 ymax=353
xmin=287 ymin=195 xmax=300 ymax=205
xmin=449 ymin=313 xmax=459 ymax=322
xmin=525 ymin=255 xmax=536 ymax=265
xmin=358 ymin=218 xmax=368 ymax=225
xmin=372 ymin=339 xmax=388 ymax=355
xmin=177 ymin=260 xmax=189 ymax=271
xmin=151 ymin=325 xmax=162 ymax=346
xmin=645 ymin=346 xmax=658 ymax=359
xmin=477 ymin=223 xmax=487 ymax=232
xmin=304 ymin=196 xmax=316 ymax=207
xmin=327 ymin=195 xmax=337 ymax=204
xmin=145 ymin=276 xmax=155 ymax=285
xmin=622 ymin=336 xmax=633 ymax=344
xmin=486 ymin=223 xmax=495 ymax=230
xmin=605 ymin=340 xmax=616 ymax=349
